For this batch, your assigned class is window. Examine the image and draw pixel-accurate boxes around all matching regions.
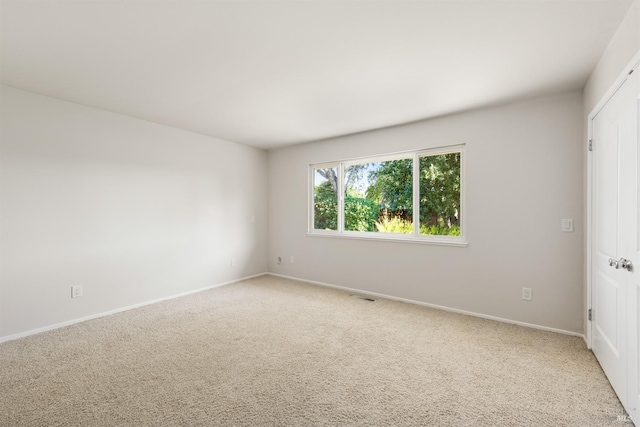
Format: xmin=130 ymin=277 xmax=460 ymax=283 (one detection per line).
xmin=309 ymin=145 xmax=465 ymax=245
xmin=418 ymin=152 xmax=461 ymax=236
xmin=344 ymin=157 xmax=414 ymax=233
xmin=312 ymin=166 xmax=339 ymax=231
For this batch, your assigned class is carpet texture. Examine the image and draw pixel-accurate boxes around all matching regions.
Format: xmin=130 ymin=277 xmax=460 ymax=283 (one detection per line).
xmin=0 ymin=275 xmax=632 ymax=426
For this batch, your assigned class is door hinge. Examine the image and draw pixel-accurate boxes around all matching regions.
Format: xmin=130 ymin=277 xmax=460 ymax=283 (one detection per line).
xmin=588 ymin=139 xmax=593 ymax=152
xmin=588 ymin=308 xmax=593 ymax=321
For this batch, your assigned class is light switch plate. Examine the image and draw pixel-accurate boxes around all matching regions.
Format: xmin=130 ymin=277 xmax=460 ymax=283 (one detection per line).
xmin=561 ymin=219 xmax=573 ymax=232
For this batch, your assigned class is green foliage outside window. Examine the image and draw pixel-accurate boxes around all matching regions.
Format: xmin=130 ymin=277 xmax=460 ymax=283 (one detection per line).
xmin=344 ymin=197 xmax=378 ymax=232
xmin=419 ymin=153 xmax=460 ymax=234
xmin=313 ymin=184 xmax=378 ymax=232
xmin=314 ymin=180 xmax=337 ymax=230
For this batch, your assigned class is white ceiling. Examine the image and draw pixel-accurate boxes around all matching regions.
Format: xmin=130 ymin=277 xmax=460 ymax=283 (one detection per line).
xmin=0 ymin=1 xmax=633 ymax=149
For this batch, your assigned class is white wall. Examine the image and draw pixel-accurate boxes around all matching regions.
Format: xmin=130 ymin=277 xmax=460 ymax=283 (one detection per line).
xmin=269 ymin=93 xmax=584 ymax=334
xmin=582 ymin=0 xmax=640 ymax=334
xmin=0 ymin=86 xmax=268 ymax=339
xmin=583 ymin=0 xmax=640 ymax=114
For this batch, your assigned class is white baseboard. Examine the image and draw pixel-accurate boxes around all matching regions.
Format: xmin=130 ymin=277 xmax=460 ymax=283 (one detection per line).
xmin=269 ymin=272 xmax=586 ymax=340
xmin=0 ymin=272 xmax=268 ymax=344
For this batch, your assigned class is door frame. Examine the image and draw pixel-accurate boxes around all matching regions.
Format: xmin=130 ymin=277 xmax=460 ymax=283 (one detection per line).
xmin=587 ymin=51 xmax=640 ymax=349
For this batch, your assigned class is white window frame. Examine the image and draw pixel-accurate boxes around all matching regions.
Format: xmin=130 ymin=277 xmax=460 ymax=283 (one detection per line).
xmin=308 ymin=144 xmax=467 ymax=247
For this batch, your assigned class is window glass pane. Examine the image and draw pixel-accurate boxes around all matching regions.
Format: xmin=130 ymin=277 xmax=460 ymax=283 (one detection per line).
xmin=313 ymin=167 xmax=338 ymax=230
xmin=345 ymin=158 xmax=413 ymax=233
xmin=419 ymin=152 xmax=461 ymax=236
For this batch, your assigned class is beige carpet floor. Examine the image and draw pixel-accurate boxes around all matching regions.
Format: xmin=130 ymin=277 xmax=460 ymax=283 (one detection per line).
xmin=0 ymin=275 xmax=632 ymax=426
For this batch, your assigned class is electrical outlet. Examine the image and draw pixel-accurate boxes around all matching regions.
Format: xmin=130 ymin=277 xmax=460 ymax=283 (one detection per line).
xmin=290 ymin=256 xmax=295 ymax=264
xmin=231 ymin=258 xmax=236 ymax=267
xmin=521 ymin=287 xmax=532 ymax=301
xmin=277 ymin=256 xmax=282 ymax=265
xmin=71 ymin=285 xmax=83 ymax=299
xmin=561 ymin=219 xmax=573 ymax=232
xmin=250 ymin=215 xmax=255 ymax=223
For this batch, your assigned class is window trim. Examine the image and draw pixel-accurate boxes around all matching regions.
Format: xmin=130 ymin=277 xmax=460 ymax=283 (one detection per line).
xmin=309 ymin=144 xmax=467 ymax=247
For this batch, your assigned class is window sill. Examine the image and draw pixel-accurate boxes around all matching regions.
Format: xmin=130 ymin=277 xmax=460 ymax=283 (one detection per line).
xmin=307 ymin=231 xmax=469 ymax=247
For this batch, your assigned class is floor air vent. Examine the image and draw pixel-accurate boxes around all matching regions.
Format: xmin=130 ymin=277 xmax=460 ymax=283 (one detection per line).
xmin=350 ymin=294 xmax=376 ymax=302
